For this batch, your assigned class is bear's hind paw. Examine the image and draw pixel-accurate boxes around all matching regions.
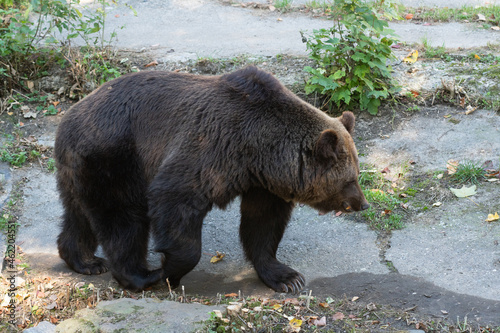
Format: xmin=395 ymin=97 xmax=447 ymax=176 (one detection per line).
xmin=72 ymin=257 xmax=108 ymax=275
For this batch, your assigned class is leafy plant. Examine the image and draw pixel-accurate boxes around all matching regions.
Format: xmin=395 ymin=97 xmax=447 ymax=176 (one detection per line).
xmin=302 ymin=0 xmax=400 ymax=114
xmin=0 ymin=0 xmax=133 ymax=97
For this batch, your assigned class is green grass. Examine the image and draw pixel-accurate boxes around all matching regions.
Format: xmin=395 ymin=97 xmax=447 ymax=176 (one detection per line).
xmin=358 ymin=164 xmax=406 ymax=231
xmin=275 ymin=0 xmax=293 ymax=9
xmin=452 ymin=160 xmax=486 ymax=184
xmin=404 ymin=5 xmax=500 ymax=25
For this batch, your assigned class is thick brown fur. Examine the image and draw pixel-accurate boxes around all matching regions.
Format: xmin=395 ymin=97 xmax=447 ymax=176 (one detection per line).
xmin=54 ymin=66 xmax=369 ymax=293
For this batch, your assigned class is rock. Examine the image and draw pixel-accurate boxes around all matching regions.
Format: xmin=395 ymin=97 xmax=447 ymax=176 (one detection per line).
xmin=55 ymin=298 xmax=223 ymax=333
xmin=23 ymin=321 xmax=56 ymax=333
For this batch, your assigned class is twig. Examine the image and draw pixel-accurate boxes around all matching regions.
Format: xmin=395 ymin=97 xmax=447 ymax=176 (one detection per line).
xmin=466 ymin=197 xmax=480 ymax=207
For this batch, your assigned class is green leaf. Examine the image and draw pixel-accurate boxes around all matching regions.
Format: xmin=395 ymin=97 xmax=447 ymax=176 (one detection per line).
xmin=450 ymin=185 xmax=477 ymax=198
xmin=332 ymin=69 xmax=346 ymax=79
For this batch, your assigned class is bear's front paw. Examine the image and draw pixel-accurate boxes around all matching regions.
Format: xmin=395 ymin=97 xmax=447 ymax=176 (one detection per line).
xmin=257 ymin=263 xmax=306 ymax=294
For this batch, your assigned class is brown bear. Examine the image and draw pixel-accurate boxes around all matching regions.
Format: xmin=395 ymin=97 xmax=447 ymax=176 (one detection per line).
xmin=54 ymin=66 xmax=369 ymax=293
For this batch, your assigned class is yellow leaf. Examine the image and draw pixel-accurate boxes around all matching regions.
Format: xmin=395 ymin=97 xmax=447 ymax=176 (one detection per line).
xmin=403 ymin=50 xmax=418 ymax=64
xmin=474 ymin=54 xmax=481 ymax=60
xmin=272 ymin=304 xmax=283 ymax=311
xmin=289 ymin=318 xmax=302 ymax=331
xmin=486 ymin=212 xmax=499 ymax=222
xmin=210 ymin=251 xmax=225 ymax=263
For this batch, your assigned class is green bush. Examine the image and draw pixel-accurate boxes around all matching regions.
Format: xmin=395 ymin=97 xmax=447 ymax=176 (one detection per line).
xmin=302 ymin=0 xmax=400 ymax=114
xmin=0 ymin=0 xmax=133 ymax=96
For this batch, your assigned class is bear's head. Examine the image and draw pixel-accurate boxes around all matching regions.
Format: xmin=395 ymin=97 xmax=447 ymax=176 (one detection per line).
xmin=304 ymin=112 xmax=369 ymax=214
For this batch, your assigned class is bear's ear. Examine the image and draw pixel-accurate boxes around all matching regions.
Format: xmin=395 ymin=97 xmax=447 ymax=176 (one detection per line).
xmin=339 ymin=111 xmax=355 ymax=134
xmin=314 ymin=129 xmax=339 ymax=163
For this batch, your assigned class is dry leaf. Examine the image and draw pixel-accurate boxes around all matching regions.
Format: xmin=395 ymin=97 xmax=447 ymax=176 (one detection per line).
xmin=144 ymin=60 xmax=158 ymax=68
xmin=269 ymin=5 xmax=275 ymax=11
xmin=381 ymin=209 xmax=392 ymax=216
xmin=459 ymin=97 xmax=465 ymax=108
xmin=351 ymin=296 xmax=359 ymax=302
xmin=50 ymin=316 xmax=59 ymax=324
xmin=313 ymin=316 xmax=327 ymax=326
xmin=332 ymin=312 xmax=345 ymax=320
xmin=492 ymin=26 xmax=500 ymax=30
xmin=288 ymin=318 xmax=302 ymax=332
xmin=476 ymin=13 xmax=486 ymax=21
xmin=405 ymin=13 xmax=413 ymax=20
xmin=446 ymin=159 xmax=459 ymax=175
xmin=210 ymin=251 xmax=225 ymax=263
xmin=465 ymin=105 xmax=478 ymax=115
xmin=319 ymin=302 xmax=329 ymax=308
xmin=403 ymin=50 xmax=418 ymax=64
xmin=486 ymin=212 xmax=499 ymax=222
xmin=225 ymin=293 xmax=238 ymax=298
xmin=432 ymin=202 xmax=442 ymax=207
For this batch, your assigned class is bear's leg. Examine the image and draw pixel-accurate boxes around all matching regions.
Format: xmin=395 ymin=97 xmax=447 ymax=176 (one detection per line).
xmin=91 ymin=205 xmax=162 ymax=291
xmin=240 ymin=187 xmax=304 ymax=293
xmin=57 ymin=197 xmax=107 ymax=275
xmin=148 ymin=184 xmax=212 ymax=289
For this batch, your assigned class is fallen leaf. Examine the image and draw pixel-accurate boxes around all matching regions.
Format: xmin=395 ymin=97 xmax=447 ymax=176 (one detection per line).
xmin=332 ymin=312 xmax=345 ymax=320
xmin=486 ymin=212 xmax=499 ymax=222
xmin=410 ymin=90 xmax=419 ymax=97
xmin=52 ymin=101 xmax=60 ymax=107
xmin=474 ymin=54 xmax=481 ymax=60
xmin=381 ymin=167 xmax=390 ymax=173
xmin=366 ymin=303 xmax=377 ymax=311
xmin=288 ymin=318 xmax=302 ymax=332
xmin=465 ymin=105 xmax=478 ymax=115
xmin=450 ymin=185 xmax=477 ymax=198
xmin=405 ymin=13 xmax=413 ymax=20
xmin=492 ymin=26 xmax=500 ymax=30
xmin=335 ymin=211 xmax=343 ymax=217
xmin=50 ymin=316 xmax=59 ymax=324
xmin=476 ymin=13 xmax=486 ymax=21
xmin=351 ymin=296 xmax=359 ymax=302
xmin=460 ymin=97 xmax=466 ymax=108
xmin=277 ymin=17 xmax=283 ymax=21
xmin=225 ymin=293 xmax=238 ymax=298
xmin=370 ymin=189 xmax=384 ymax=194
xmin=403 ymin=50 xmax=418 ymax=64
xmin=273 ymin=304 xmax=283 ymax=311
xmin=432 ymin=202 xmax=442 ymax=207
xmin=115 ymin=14 xmax=120 ymax=18
xmin=381 ymin=209 xmax=392 ymax=216
xmin=144 ymin=60 xmax=158 ymax=68
xmin=447 ymin=159 xmax=459 ymax=175
xmin=319 ymin=302 xmax=329 ymax=308
xmin=210 ymin=251 xmax=225 ymax=263
xmin=313 ymin=316 xmax=327 ymax=326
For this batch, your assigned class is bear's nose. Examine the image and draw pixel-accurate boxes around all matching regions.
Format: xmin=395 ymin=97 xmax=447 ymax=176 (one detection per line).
xmin=360 ymin=202 xmax=370 ymax=211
